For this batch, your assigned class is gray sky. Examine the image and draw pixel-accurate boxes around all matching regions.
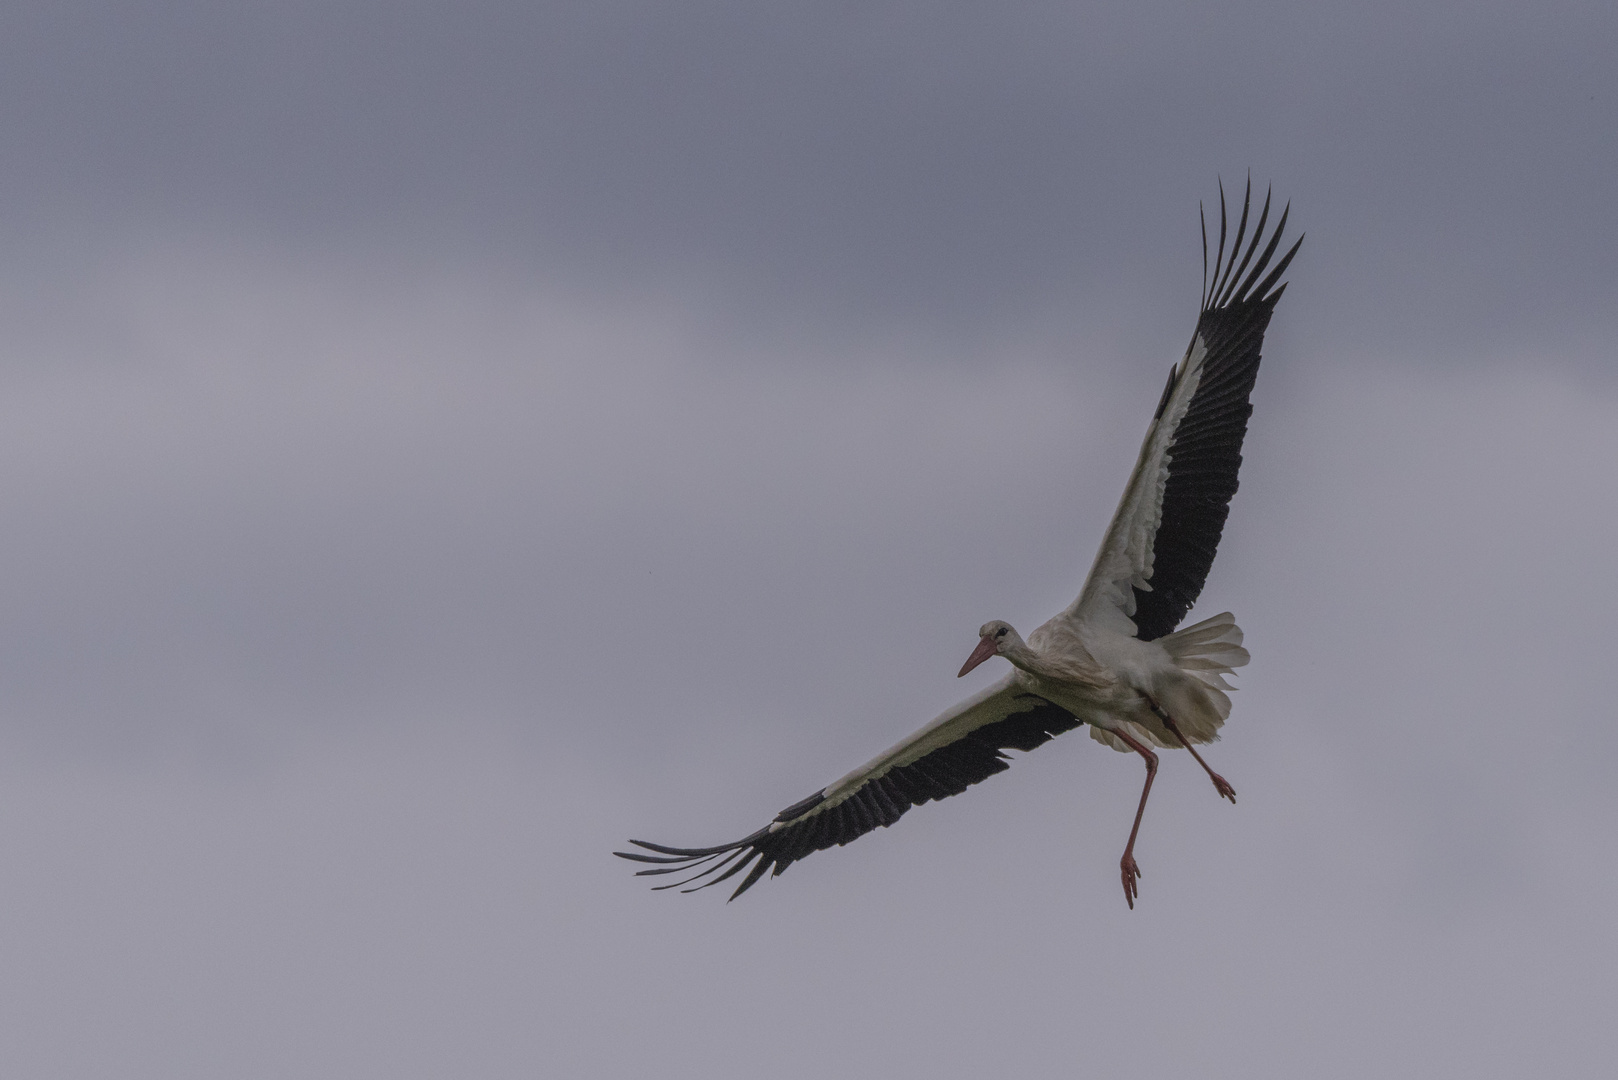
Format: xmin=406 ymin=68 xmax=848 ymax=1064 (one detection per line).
xmin=0 ymin=3 xmax=1614 ymax=1077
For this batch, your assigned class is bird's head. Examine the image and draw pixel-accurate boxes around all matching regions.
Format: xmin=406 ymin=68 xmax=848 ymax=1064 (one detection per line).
xmin=958 ymin=620 xmax=1020 ymax=677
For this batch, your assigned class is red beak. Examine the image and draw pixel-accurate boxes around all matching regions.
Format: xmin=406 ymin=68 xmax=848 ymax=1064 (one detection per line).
xmin=957 ymin=636 xmax=1000 ymax=678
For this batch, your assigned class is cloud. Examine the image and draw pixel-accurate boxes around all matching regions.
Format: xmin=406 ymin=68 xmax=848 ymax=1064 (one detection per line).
xmin=0 ymin=234 xmax=1613 ymax=1075
xmin=0 ymin=2 xmax=1613 ymax=1071
xmin=1 ymin=2 xmax=1613 ymax=351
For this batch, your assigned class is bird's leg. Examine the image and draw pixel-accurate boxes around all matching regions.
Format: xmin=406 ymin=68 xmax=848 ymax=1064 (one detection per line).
xmin=1144 ymin=694 xmax=1236 ymax=804
xmin=1107 ymin=726 xmax=1159 ymax=910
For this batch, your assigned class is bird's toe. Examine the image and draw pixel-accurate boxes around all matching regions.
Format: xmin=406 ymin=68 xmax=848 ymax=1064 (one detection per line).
xmin=1119 ymin=853 xmax=1142 ymax=909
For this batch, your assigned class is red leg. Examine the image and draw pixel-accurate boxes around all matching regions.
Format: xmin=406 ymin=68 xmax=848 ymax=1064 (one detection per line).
xmin=1107 ymin=726 xmax=1159 ymax=910
xmin=1146 ymin=696 xmax=1237 ymax=804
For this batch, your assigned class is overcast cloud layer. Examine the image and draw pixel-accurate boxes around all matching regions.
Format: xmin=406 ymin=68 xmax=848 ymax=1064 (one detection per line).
xmin=0 ymin=3 xmax=1614 ymax=1078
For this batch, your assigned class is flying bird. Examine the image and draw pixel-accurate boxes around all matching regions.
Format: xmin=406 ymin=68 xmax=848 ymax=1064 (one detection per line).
xmin=616 ymin=180 xmax=1302 ymax=908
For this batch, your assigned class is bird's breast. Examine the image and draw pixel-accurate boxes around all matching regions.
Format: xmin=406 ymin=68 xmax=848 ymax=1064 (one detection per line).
xmin=1014 ymin=665 xmax=1121 ymax=719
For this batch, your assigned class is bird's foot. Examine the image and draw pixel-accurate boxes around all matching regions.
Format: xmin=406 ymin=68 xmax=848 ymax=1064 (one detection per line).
xmin=1210 ymin=772 xmax=1236 ymax=804
xmin=1120 ymin=852 xmax=1141 ymax=909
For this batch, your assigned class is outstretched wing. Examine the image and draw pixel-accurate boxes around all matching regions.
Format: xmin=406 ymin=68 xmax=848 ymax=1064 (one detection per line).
xmin=615 ymin=675 xmax=1080 ymax=900
xmin=1068 ymin=179 xmax=1302 ymax=641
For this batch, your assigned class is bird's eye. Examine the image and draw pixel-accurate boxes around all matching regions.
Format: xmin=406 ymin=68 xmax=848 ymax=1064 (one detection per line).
xmin=995 ymin=627 xmax=1008 ymax=638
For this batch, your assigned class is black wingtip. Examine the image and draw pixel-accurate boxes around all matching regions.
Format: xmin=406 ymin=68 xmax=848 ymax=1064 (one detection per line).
xmin=727 ymin=854 xmax=774 ymax=901
xmin=653 ymin=850 xmax=747 ymax=891
xmin=681 ymin=850 xmax=754 ymax=893
xmin=1251 ymin=232 xmax=1304 ymax=302
xmin=625 ymin=837 xmax=749 ymax=858
xmin=614 ymin=849 xmax=699 ymax=864
xmin=1211 ymin=176 xmax=1252 ymax=307
xmin=1199 ymin=181 xmax=1300 ymax=312
xmin=1199 ymin=201 xmax=1209 ymax=308
xmin=1216 ymin=185 xmax=1272 ymax=309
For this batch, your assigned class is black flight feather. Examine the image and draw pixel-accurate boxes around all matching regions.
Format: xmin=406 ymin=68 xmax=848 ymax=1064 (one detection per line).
xmin=614 ymin=695 xmax=1080 ymax=900
xmin=1130 ymin=182 xmax=1301 ymax=642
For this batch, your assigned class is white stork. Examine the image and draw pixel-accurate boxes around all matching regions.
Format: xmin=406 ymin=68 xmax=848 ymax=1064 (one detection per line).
xmin=617 ymin=181 xmax=1302 ymax=908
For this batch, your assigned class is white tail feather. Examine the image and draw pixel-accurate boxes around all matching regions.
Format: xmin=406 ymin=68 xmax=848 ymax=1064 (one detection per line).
xmin=1161 ymin=613 xmax=1248 ymax=681
xmin=1090 ymin=612 xmax=1248 ymax=752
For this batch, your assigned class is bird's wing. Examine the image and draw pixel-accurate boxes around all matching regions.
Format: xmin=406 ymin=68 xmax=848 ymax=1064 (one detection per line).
xmin=615 ymin=674 xmax=1080 ymax=899
xmin=1065 ymin=180 xmax=1302 ymax=641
